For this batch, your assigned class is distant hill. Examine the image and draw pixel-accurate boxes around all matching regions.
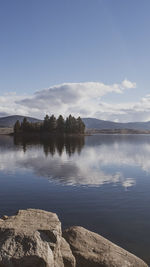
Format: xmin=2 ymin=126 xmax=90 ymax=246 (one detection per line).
xmin=1 ymin=115 xmax=150 ymax=131
xmin=0 ymin=115 xmax=41 ymax=127
xmin=82 ymin=118 xmax=150 ymax=131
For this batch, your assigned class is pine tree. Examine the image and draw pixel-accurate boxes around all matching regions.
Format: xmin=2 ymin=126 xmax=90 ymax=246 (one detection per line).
xmin=71 ymin=116 xmax=78 ymax=133
xmin=49 ymin=115 xmax=57 ymax=132
xmin=77 ymin=117 xmax=85 ymax=134
xmin=21 ymin=117 xmax=29 ymax=132
xmin=14 ymin=120 xmax=21 ymax=133
xmin=57 ymin=115 xmax=65 ymax=133
xmin=65 ymin=117 xmax=70 ymax=134
xmin=43 ymin=115 xmax=50 ymax=131
xmin=65 ymin=115 xmax=74 ymax=134
xmin=14 ymin=114 xmax=85 ymax=135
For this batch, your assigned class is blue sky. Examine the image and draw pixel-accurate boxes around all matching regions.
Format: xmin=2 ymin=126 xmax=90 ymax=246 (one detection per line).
xmin=0 ymin=0 xmax=150 ymax=121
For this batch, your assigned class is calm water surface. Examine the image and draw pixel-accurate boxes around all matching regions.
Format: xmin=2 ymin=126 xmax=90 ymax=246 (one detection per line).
xmin=0 ymin=134 xmax=150 ymax=264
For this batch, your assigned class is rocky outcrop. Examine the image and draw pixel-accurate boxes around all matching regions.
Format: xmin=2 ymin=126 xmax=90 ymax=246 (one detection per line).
xmin=0 ymin=209 xmax=148 ymax=267
xmin=0 ymin=209 xmax=75 ymax=267
xmin=63 ymin=226 xmax=148 ymax=267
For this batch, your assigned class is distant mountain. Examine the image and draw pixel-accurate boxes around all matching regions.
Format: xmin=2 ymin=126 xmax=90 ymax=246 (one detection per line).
xmin=82 ymin=118 xmax=150 ymax=131
xmin=0 ymin=115 xmax=41 ymax=127
xmin=1 ymin=115 xmax=150 ymax=131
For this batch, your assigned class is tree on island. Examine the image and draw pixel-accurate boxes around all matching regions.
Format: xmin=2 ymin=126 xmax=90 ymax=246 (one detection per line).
xmin=14 ymin=114 xmax=85 ymax=135
xmin=57 ymin=115 xmax=65 ymax=133
xmin=43 ymin=115 xmax=50 ymax=131
xmin=49 ymin=115 xmax=57 ymax=132
xmin=21 ymin=117 xmax=29 ymax=132
xmin=14 ymin=120 xmax=21 ymax=134
xmin=77 ymin=117 xmax=85 ymax=134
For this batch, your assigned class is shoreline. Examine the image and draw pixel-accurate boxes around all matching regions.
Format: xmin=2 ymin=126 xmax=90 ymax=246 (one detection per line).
xmin=1 ymin=127 xmax=150 ymax=136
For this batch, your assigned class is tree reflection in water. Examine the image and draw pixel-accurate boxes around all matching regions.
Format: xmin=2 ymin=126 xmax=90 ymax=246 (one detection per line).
xmin=13 ymin=135 xmax=85 ymax=157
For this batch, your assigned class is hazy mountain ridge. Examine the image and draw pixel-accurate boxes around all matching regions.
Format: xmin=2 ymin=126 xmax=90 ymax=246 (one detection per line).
xmin=0 ymin=115 xmax=41 ymax=127
xmin=82 ymin=118 xmax=150 ymax=131
xmin=1 ymin=115 xmax=150 ymax=131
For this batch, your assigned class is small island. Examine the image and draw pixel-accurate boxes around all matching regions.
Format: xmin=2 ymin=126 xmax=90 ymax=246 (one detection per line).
xmin=14 ymin=114 xmax=85 ymax=135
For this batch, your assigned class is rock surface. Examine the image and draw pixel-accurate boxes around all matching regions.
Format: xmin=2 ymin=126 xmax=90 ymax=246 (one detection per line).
xmin=0 ymin=209 xmax=75 ymax=267
xmin=0 ymin=209 xmax=148 ymax=267
xmin=63 ymin=226 xmax=148 ymax=267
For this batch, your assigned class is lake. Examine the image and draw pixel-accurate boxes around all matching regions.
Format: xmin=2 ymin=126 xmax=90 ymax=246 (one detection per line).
xmin=0 ymin=134 xmax=150 ymax=264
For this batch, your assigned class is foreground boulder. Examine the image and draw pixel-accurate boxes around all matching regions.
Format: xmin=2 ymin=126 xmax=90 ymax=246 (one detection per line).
xmin=63 ymin=226 xmax=148 ymax=267
xmin=0 ymin=209 xmax=75 ymax=267
xmin=0 ymin=209 xmax=148 ymax=267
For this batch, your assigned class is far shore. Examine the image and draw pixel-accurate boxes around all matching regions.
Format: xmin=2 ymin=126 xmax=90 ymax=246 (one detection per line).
xmin=1 ymin=127 xmax=150 ymax=135
xmin=86 ymin=129 xmax=150 ymax=134
xmin=0 ymin=128 xmax=13 ymax=135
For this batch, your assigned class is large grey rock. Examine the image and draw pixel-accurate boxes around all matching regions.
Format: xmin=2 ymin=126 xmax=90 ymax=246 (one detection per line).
xmin=0 ymin=209 xmax=75 ymax=267
xmin=60 ymin=237 xmax=76 ymax=267
xmin=63 ymin=226 xmax=148 ymax=267
xmin=0 ymin=209 xmax=148 ymax=267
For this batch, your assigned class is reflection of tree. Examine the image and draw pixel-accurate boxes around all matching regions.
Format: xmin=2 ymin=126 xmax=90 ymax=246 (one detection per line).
xmin=43 ymin=139 xmax=56 ymax=157
xmin=13 ymin=135 xmax=85 ymax=157
xmin=55 ymin=137 xmax=65 ymax=156
xmin=65 ymin=136 xmax=84 ymax=156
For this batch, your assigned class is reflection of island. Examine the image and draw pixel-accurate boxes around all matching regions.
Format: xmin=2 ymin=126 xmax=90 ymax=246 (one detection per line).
xmin=13 ymin=135 xmax=85 ymax=157
xmin=1 ymin=134 xmax=149 ymax=188
xmin=12 ymin=134 xmax=137 ymax=188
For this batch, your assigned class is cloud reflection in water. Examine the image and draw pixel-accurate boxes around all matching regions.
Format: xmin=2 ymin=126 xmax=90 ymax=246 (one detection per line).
xmin=1 ymin=135 xmax=150 ymax=189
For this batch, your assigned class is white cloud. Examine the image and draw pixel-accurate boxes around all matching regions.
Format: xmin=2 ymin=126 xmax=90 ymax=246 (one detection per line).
xmin=121 ymin=79 xmax=136 ymax=89
xmin=2 ymin=78 xmax=150 ymax=122
xmin=93 ymin=94 xmax=150 ymax=122
xmin=0 ymin=92 xmax=42 ymax=118
xmin=15 ymin=79 xmax=136 ymax=119
xmin=17 ymin=81 xmax=125 ymax=114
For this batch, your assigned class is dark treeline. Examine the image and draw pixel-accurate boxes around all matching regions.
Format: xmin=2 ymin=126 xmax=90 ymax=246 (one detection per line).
xmin=14 ymin=135 xmax=85 ymax=157
xmin=14 ymin=114 xmax=85 ymax=135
